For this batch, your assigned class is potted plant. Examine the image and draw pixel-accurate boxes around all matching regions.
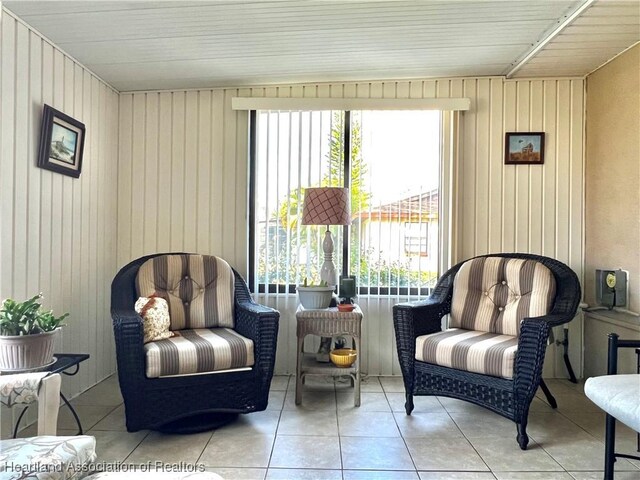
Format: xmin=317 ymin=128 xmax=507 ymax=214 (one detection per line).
xmin=0 ymin=294 xmax=68 ymax=371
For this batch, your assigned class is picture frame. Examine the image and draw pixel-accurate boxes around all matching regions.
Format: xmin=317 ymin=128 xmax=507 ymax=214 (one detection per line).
xmin=504 ymin=132 xmax=545 ymax=165
xmin=37 ymin=104 xmax=85 ymax=178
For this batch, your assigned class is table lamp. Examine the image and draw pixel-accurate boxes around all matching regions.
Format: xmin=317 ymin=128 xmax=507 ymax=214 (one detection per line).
xmin=302 ymin=187 xmax=351 ymax=362
xmin=301 ymin=187 xmax=351 ymax=287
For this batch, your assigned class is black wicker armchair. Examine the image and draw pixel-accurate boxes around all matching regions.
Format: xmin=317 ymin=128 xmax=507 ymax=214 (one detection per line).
xmin=393 ymin=253 xmax=581 ymax=449
xmin=111 ymin=252 xmax=279 ymax=433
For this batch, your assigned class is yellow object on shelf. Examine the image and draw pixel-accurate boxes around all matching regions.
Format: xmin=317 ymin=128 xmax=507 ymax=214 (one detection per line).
xmin=330 ymin=348 xmax=357 ymax=368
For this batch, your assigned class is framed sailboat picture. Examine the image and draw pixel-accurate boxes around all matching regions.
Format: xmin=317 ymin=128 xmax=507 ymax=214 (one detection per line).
xmin=38 ymin=105 xmax=85 ymax=178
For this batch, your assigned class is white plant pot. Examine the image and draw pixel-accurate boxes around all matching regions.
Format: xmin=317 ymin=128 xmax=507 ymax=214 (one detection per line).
xmin=297 ymin=286 xmax=334 ymax=309
xmin=0 ymin=327 xmax=60 ymax=371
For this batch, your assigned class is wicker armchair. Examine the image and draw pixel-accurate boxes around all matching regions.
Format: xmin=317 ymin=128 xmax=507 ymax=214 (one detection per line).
xmin=111 ymin=252 xmax=279 ymax=433
xmin=393 ymin=253 xmax=581 ymax=450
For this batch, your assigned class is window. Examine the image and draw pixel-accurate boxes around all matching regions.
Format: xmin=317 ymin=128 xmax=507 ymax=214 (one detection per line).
xmin=250 ymin=109 xmax=441 ymax=296
xmin=404 ymin=222 xmax=429 ymax=257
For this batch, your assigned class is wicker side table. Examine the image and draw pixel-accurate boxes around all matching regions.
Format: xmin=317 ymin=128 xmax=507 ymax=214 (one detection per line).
xmin=295 ymin=305 xmax=363 ymax=406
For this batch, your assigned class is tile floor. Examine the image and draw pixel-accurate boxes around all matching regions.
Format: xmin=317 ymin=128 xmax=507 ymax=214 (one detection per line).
xmin=18 ymin=374 xmax=640 ymax=480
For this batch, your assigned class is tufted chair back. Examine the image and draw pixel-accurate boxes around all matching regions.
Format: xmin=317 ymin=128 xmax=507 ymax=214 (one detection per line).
xmin=135 ymin=254 xmax=234 ymax=330
xmin=450 ymin=256 xmax=556 ymax=336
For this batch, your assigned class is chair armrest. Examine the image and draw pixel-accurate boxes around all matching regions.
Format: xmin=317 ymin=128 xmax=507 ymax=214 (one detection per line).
xmin=531 ymin=313 xmax=577 ymax=328
xmin=111 ymin=308 xmax=146 ymax=381
xmin=235 ymin=301 xmax=279 ymax=375
xmin=393 ymin=298 xmax=449 ymax=392
xmin=514 ymin=318 xmax=551 ymax=412
xmin=393 ymin=298 xmax=450 ymax=339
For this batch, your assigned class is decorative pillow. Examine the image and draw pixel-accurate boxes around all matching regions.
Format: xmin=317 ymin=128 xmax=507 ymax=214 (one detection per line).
xmin=134 ymin=296 xmax=172 ymax=344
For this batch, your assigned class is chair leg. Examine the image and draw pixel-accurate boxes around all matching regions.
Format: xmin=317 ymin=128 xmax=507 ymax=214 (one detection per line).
xmin=539 ymin=379 xmax=558 ymax=409
xmin=405 ymin=393 xmax=414 ymax=415
xmin=517 ymin=422 xmax=529 ymax=450
xmin=604 ymin=413 xmax=616 ymax=480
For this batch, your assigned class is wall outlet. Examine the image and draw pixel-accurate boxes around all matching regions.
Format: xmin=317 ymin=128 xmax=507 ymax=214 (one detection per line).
xmin=595 ymin=269 xmax=627 ymax=308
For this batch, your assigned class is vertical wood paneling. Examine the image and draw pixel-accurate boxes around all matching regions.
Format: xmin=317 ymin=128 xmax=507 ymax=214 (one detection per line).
xmin=475 ymin=78 xmax=491 ymax=255
xmin=462 ymin=79 xmax=477 ymax=257
xmin=184 ymin=91 xmax=198 ymax=253
xmin=222 ymin=89 xmax=238 ymax=263
xmin=542 ymin=82 xmax=558 ymax=259
xmin=210 ymin=90 xmax=225 ymax=255
xmin=171 ymin=92 xmax=185 ymax=251
xmin=1 ymin=14 xmax=16 ymax=304
xmin=144 ymin=93 xmax=159 ymax=254
xmin=488 ymin=78 xmax=504 ymax=253
xmin=157 ymin=93 xmax=172 ymax=253
xmin=0 ymin=9 xmax=119 ymax=418
xmin=196 ymin=91 xmax=212 ymax=253
xmin=116 ymin=76 xmax=584 ymax=377
xmin=529 ymin=81 xmax=544 ymax=254
xmin=502 ymin=81 xmax=517 ymax=253
xmin=515 ymin=82 xmax=531 ymax=253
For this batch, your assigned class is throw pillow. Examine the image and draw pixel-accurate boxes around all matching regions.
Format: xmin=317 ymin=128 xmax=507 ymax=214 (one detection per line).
xmin=134 ymin=296 xmax=172 ymax=344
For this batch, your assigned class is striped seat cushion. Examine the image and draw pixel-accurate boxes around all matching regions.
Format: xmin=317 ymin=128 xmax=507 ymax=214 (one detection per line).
xmin=450 ymin=257 xmax=556 ymax=337
xmin=415 ymin=328 xmax=519 ymax=379
xmin=136 ymin=254 xmax=235 ymax=330
xmin=144 ymin=328 xmax=254 ymax=378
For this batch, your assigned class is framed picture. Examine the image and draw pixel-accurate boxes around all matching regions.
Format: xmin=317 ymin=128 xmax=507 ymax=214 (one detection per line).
xmin=505 ymin=132 xmax=545 ymax=165
xmin=37 ymin=104 xmax=85 ymax=178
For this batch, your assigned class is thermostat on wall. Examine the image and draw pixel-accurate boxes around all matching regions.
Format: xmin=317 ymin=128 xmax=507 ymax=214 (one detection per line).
xmin=595 ymin=269 xmax=627 ymax=309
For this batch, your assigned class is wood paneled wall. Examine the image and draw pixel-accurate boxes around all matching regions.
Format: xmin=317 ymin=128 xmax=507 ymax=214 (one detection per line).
xmin=0 ymin=8 xmax=119 ymax=423
xmin=118 ymin=77 xmax=585 ymax=376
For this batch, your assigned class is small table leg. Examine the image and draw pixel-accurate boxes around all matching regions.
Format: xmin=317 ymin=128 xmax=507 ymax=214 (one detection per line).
xmin=354 ymin=337 xmax=361 ymax=407
xmin=295 ymin=337 xmax=304 ymax=405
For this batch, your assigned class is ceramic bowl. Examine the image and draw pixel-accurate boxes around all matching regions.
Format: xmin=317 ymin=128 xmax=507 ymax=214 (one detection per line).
xmin=330 ymin=348 xmax=357 ymax=368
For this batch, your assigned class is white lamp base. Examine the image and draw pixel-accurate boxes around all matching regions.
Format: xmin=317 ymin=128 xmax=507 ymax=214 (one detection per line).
xmin=320 ymin=229 xmax=338 ymax=287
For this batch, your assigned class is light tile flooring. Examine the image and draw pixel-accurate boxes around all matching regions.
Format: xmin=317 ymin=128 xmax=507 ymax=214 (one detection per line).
xmin=18 ymin=375 xmax=640 ymax=480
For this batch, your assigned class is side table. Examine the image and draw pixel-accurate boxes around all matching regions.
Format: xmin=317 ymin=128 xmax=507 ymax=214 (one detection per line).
xmin=12 ymin=353 xmax=90 ymax=437
xmin=295 ymin=305 xmax=363 ymax=406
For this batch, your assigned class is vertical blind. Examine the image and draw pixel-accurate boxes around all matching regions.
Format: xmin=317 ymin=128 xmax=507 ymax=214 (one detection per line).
xmin=251 ymin=109 xmax=442 ymax=298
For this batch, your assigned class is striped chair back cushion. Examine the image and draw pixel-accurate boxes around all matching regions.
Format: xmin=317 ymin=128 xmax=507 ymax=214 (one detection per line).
xmin=450 ymin=257 xmax=556 ymax=336
xmin=136 ymin=254 xmax=235 ymax=330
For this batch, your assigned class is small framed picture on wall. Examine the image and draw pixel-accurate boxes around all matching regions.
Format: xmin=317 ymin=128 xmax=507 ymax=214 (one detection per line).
xmin=504 ymin=132 xmax=545 ymax=165
xmin=37 ymin=104 xmax=85 ymax=178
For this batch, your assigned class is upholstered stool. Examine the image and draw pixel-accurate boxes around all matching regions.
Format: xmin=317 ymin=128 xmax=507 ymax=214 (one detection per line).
xmin=0 ymin=435 xmax=96 ymax=479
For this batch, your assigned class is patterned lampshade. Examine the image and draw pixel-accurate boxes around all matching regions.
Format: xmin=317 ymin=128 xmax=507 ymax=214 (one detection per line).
xmin=301 ymin=187 xmax=351 ymax=226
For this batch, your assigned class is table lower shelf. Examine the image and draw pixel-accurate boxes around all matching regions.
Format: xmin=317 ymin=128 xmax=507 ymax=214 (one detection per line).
xmin=299 ymin=352 xmax=358 ymax=375
xmin=296 ymin=353 xmax=361 ymax=406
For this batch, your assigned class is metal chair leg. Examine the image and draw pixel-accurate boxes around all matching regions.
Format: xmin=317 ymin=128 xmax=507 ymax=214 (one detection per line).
xmin=604 ymin=413 xmax=616 ymax=480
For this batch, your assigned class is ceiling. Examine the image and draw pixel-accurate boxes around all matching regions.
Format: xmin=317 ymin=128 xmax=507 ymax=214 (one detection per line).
xmin=4 ymin=0 xmax=639 ymax=92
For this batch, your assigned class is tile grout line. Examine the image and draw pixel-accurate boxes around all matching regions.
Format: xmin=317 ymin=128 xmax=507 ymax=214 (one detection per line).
xmin=383 ymin=385 xmax=420 ymax=476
